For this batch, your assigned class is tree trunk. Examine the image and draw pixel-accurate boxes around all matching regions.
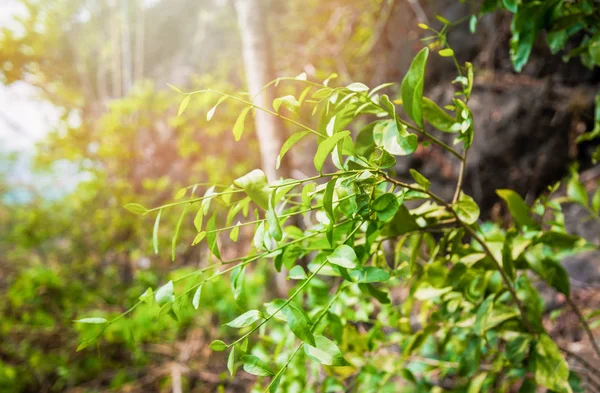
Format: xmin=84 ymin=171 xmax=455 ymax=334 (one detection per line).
xmin=234 ymin=0 xmax=288 ymax=182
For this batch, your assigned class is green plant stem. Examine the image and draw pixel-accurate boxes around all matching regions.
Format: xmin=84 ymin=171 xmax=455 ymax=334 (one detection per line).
xmin=172 ymin=220 xmax=352 ymax=304
xmin=396 ymin=117 xmax=463 ymax=161
xmin=452 ymin=147 xmax=469 ymax=203
xmin=186 ymin=89 xmax=325 ymax=138
xmin=566 ymin=296 xmax=600 ymax=359
xmin=228 ymin=258 xmax=329 ymax=348
xmin=145 ymin=188 xmax=243 ymax=213
xmin=264 ymin=283 xmax=348 ymax=392
xmin=378 ymin=171 xmax=534 ymax=333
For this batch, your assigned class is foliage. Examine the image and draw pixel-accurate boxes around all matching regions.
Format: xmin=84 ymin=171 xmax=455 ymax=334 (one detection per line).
xmin=471 ymin=0 xmax=600 ymax=71
xmin=80 ymin=36 xmax=600 ymax=392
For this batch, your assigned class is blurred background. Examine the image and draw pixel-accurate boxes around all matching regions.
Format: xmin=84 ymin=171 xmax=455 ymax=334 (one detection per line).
xmin=1 ymin=0 xmax=599 ymax=392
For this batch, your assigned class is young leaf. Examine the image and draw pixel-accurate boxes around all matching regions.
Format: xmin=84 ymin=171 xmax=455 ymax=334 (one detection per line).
xmin=225 ymin=310 xmax=263 ymax=328
xmin=174 ymin=188 xmax=187 ymax=200
xmin=124 ymin=203 xmax=148 ymax=215
xmin=266 ymin=209 xmax=283 ymax=242
xmin=273 ymin=95 xmax=300 ymax=116
xmin=346 ymin=82 xmax=369 ymax=92
xmin=567 ymin=173 xmax=588 ymax=206
xmin=172 ymin=204 xmax=190 ymax=261
xmin=153 ymin=209 xmax=162 ymax=254
xmin=372 ymin=193 xmax=399 ymax=222
xmin=455 ymin=192 xmax=480 ymax=225
xmin=227 ymin=346 xmax=236 ymax=376
xmin=496 ymin=189 xmax=537 ymax=228
xmin=314 ymin=131 xmax=351 ymax=172
xmin=533 ymin=334 xmax=571 ymax=393
xmin=303 ymin=335 xmax=349 ymax=366
xmin=327 ymin=244 xmax=358 ymax=269
xmin=233 ymin=106 xmax=252 ymax=141
xmin=373 ymin=120 xmax=417 ymax=156
xmin=206 ymin=214 xmax=221 ymax=259
xmin=422 ymin=97 xmax=457 ymax=132
xmin=167 ymin=83 xmax=183 ymax=94
xmin=192 ymin=231 xmax=206 ymax=246
xmin=288 ymin=265 xmax=307 ymax=280
xmin=210 ymin=340 xmax=228 ymax=352
xmin=74 ymin=317 xmax=108 ymax=324
xmin=401 ymin=47 xmax=429 ymax=127
xmin=177 ymin=95 xmax=190 ymax=117
xmin=234 ymin=169 xmax=270 ymax=210
xmin=242 ymin=355 xmax=274 ymax=376
xmin=192 ymin=285 xmax=202 ymax=310
xmin=207 ymin=96 xmax=228 ymax=121
xmin=409 ymin=169 xmax=431 ymax=191
xmin=283 ymin=304 xmax=315 ymax=346
xmin=230 ymin=221 xmax=241 ymax=242
xmin=155 ymin=281 xmax=175 ymax=306
xmin=277 ymin=131 xmax=310 ymax=169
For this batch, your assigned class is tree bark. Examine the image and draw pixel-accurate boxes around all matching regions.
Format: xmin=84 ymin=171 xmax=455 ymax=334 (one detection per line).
xmin=234 ymin=0 xmax=288 ymax=182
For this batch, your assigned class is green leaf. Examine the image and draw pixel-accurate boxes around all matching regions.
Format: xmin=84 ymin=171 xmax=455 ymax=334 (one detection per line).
xmin=227 ymin=346 xmax=236 ymax=376
xmin=230 ymin=221 xmax=241 ymax=242
xmin=409 ymin=169 xmax=431 ymax=191
xmin=288 ymin=265 xmax=307 ymax=280
xmin=496 ymin=189 xmax=537 ymax=228
xmin=304 ymin=335 xmax=349 ymax=366
xmin=346 ymin=82 xmax=369 ymax=92
xmin=177 ymin=95 xmax=190 ymax=117
xmin=172 ymin=204 xmax=190 ymax=261
xmin=124 ymin=203 xmax=148 ymax=215
xmin=324 ymin=178 xmax=336 ymax=245
xmin=327 ymin=244 xmax=358 ymax=269
xmin=283 ymin=304 xmax=315 ymax=345
xmin=455 ymin=192 xmax=480 ymax=225
xmin=383 ymin=205 xmax=420 ymax=236
xmin=225 ymin=310 xmax=263 ymax=328
xmin=206 ymin=214 xmax=221 ymax=259
xmin=266 ymin=208 xmax=282 ymax=242
xmin=210 ymin=340 xmax=228 ymax=352
xmin=528 ymin=258 xmax=570 ymax=296
xmin=233 ymin=106 xmax=252 ymax=141
xmin=241 ymin=355 xmax=274 ymax=376
xmin=192 ymin=285 xmax=202 ymax=310
xmin=153 ymin=209 xmax=162 ymax=254
xmin=277 ymin=131 xmax=310 ymax=169
xmin=422 ymin=97 xmax=457 ymax=132
xmin=74 ymin=317 xmax=108 ymax=324
xmin=401 ymin=47 xmax=429 ymax=127
xmin=167 ymin=83 xmax=183 ymax=94
xmin=234 ymin=169 xmax=270 ymax=210
xmin=534 ymin=334 xmax=572 ymax=393
xmin=155 ymin=281 xmax=175 ymax=306
xmin=273 ymin=95 xmax=300 ymax=116
xmin=439 ymin=48 xmax=454 ymax=57
xmin=174 ymin=188 xmax=187 ymax=200
xmin=373 ymin=120 xmax=417 ymax=156
xmin=567 ymin=174 xmax=588 ymax=206
xmin=314 ymin=131 xmax=351 ymax=172
xmin=503 ymin=0 xmax=518 ymax=13
xmin=468 ymin=373 xmax=488 ymax=393
xmin=207 ymin=96 xmax=228 ymax=121
xmin=469 ymin=15 xmax=477 ymax=33
xmin=372 ymin=193 xmax=399 ymax=222
xmin=350 ymin=267 xmax=390 ymax=283
xmin=192 ymin=231 xmax=206 ymax=246
xmin=592 ymin=189 xmax=600 ymax=213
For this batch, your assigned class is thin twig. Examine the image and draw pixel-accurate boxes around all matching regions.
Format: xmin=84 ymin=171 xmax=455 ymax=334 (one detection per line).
xmin=566 ymin=297 xmax=600 ymax=359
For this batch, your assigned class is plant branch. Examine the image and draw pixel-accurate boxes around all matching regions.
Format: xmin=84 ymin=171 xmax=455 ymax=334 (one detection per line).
xmin=566 ymin=296 xmax=600 ymax=359
xmin=378 ymin=171 xmax=534 ymax=333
